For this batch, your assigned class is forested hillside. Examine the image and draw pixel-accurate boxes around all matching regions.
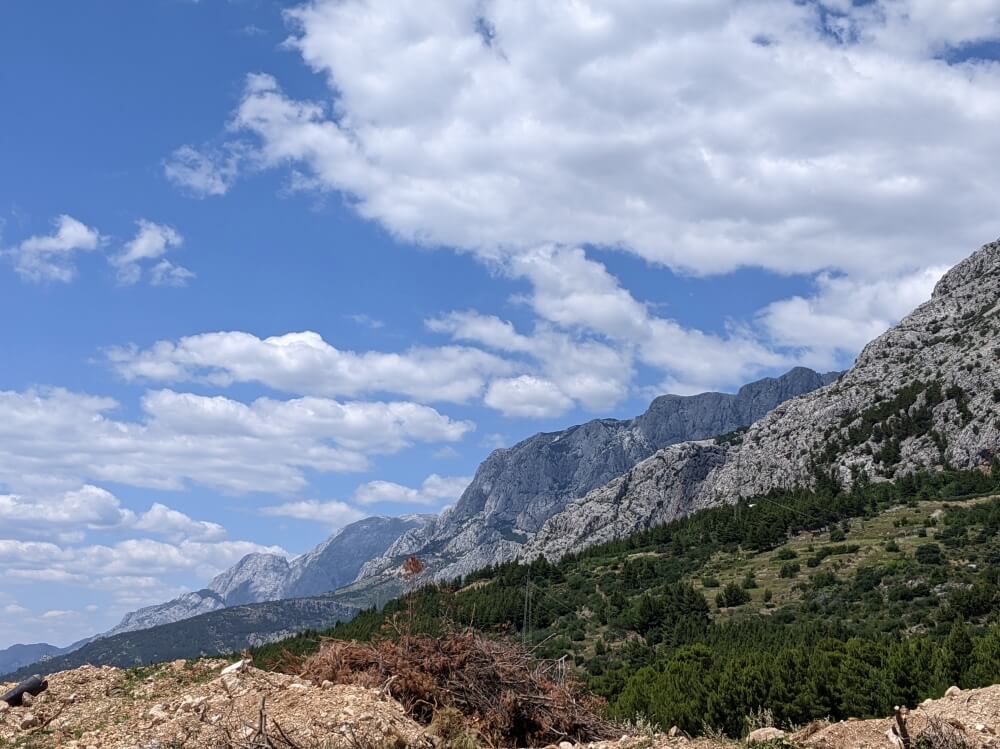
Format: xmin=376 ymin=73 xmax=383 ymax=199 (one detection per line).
xmin=255 ymin=464 xmax=1000 ymax=736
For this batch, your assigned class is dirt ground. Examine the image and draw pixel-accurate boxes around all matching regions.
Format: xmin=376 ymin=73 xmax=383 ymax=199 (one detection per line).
xmin=3 ymin=659 xmax=999 ymax=748
xmin=793 ymin=684 xmax=1000 ymax=749
xmin=0 ymin=659 xmax=429 ymax=748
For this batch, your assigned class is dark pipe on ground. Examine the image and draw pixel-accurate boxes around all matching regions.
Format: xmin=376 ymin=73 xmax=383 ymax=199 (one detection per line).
xmin=1 ymin=674 xmax=48 ymax=707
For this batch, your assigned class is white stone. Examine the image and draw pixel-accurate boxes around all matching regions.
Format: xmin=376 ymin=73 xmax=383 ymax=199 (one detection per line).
xmin=747 ymin=727 xmax=786 ymax=745
xmin=221 ymin=673 xmax=241 ymax=695
xmin=221 ymin=659 xmax=250 ymax=675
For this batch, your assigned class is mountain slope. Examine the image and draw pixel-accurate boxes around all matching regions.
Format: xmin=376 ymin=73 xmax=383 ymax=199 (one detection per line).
xmin=258 ymin=464 xmax=1000 ymax=738
xmin=3 ymin=596 xmax=358 ymax=680
xmin=104 ymin=515 xmax=430 ymax=638
xmin=526 ymin=239 xmax=1000 ymax=560
xmin=356 ymin=367 xmax=838 ymax=584
xmin=0 ymin=642 xmax=66 ymax=675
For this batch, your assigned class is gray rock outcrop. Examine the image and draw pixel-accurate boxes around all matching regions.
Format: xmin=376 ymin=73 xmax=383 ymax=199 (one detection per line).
xmin=525 ymin=239 xmax=1000 ymax=561
xmin=356 ymin=367 xmax=838 ymax=585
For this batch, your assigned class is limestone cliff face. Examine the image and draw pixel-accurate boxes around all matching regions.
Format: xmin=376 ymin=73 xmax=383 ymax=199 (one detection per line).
xmin=357 ymin=367 xmax=837 ymax=583
xmin=525 ymin=240 xmax=1000 ymax=561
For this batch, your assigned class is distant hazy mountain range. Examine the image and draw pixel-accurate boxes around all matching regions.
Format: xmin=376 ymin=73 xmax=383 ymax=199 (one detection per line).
xmin=3 ymin=597 xmax=357 ymax=681
xmin=0 ymin=642 xmax=72 ymax=676
xmin=103 ymin=514 xmax=433 ymax=638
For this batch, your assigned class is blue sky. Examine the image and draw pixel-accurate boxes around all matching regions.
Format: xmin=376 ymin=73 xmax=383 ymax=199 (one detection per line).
xmin=1 ymin=0 xmax=999 ymax=648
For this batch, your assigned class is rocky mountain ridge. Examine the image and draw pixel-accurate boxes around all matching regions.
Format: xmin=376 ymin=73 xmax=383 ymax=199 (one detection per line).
xmin=525 ymin=239 xmax=1000 ymax=561
xmin=103 ymin=514 xmax=431 ymax=638
xmin=355 ymin=367 xmax=838 ymax=586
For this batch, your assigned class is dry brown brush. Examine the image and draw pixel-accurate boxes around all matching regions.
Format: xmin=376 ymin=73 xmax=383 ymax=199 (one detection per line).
xmin=279 ymin=629 xmax=614 ymax=747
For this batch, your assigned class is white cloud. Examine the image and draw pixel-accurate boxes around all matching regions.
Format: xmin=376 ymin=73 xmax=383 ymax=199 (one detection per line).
xmin=759 ymin=265 xmax=949 ymax=367
xmin=164 ymin=144 xmax=244 ymax=197
xmin=167 ymin=0 xmax=1000 ymax=395
xmin=107 ymin=330 xmax=513 ymax=403
xmin=0 ymin=485 xmax=229 ymax=546
xmin=0 ymin=537 xmax=287 ymax=596
xmin=427 ymin=309 xmax=634 ymax=414
xmin=150 ymin=259 xmax=196 ymax=287
xmin=7 ymin=215 xmax=102 ymax=282
xmin=213 ymin=0 xmax=1000 ymax=279
xmin=353 ymin=473 xmax=471 ymax=506
xmin=430 ymin=247 xmax=788 ymax=399
xmin=259 ymin=499 xmax=365 ymax=527
xmin=258 ymin=472 xmax=470 ymax=527
xmin=111 ymin=220 xmax=191 ymax=285
xmin=348 ymin=313 xmax=385 ymax=329
xmin=0 ymin=485 xmax=134 ymax=536
xmin=0 ymin=387 xmax=473 ymax=495
xmin=133 ymin=503 xmax=226 ymax=543
xmin=484 ymin=375 xmax=575 ymax=419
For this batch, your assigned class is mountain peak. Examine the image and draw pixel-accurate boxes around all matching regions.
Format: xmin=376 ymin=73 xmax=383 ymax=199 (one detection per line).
xmin=933 ymin=238 xmax=1000 ymax=299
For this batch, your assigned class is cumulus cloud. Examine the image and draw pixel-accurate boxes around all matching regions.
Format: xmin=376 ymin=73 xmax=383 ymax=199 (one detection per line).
xmin=352 ymin=473 xmax=471 ymax=506
xmin=759 ymin=265 xmax=949 ymax=368
xmin=484 ymin=375 xmax=575 ymax=419
xmin=150 ymin=259 xmax=196 ymax=287
xmin=426 ymin=307 xmax=635 ymax=415
xmin=0 ymin=537 xmax=287 ymax=596
xmin=110 ymin=220 xmax=191 ymax=286
xmin=133 ymin=503 xmax=226 ymax=543
xmin=214 ymin=0 xmax=1000 ymax=279
xmin=6 ymin=215 xmax=103 ymax=282
xmin=426 ymin=246 xmax=791 ymax=402
xmin=0 ymin=485 xmax=134 ymax=535
xmin=164 ymin=143 xmax=244 ymax=197
xmin=107 ymin=330 xmax=514 ymax=404
xmin=0 ymin=387 xmax=473 ymax=495
xmin=259 ymin=499 xmax=366 ymax=527
xmin=259 ymin=473 xmax=470 ymax=526
xmin=163 ymin=0 xmax=1000 ymax=392
xmin=0 ymin=485 xmax=228 ymax=546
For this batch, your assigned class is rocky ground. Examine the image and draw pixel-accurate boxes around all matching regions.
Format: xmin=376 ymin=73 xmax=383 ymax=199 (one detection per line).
xmin=2 ymin=659 xmax=999 ymax=748
xmin=793 ymin=683 xmax=1000 ymax=749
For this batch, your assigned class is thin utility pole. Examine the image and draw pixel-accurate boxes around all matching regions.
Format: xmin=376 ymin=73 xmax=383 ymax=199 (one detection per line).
xmin=522 ymin=568 xmax=532 ymax=645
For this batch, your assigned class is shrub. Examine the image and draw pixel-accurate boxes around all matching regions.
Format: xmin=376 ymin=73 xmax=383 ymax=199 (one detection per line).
xmin=915 ymin=543 xmax=944 ymax=566
xmin=779 ymin=562 xmax=801 ymax=579
xmin=716 ymin=583 xmax=751 ymax=608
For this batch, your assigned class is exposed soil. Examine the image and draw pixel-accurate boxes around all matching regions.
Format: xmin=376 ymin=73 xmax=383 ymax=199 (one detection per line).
xmin=3 ymin=659 xmax=999 ymax=749
xmin=793 ymin=684 xmax=1000 ymax=749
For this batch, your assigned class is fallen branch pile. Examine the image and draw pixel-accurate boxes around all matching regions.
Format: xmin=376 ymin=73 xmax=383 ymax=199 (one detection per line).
xmin=280 ymin=630 xmax=615 ymax=746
